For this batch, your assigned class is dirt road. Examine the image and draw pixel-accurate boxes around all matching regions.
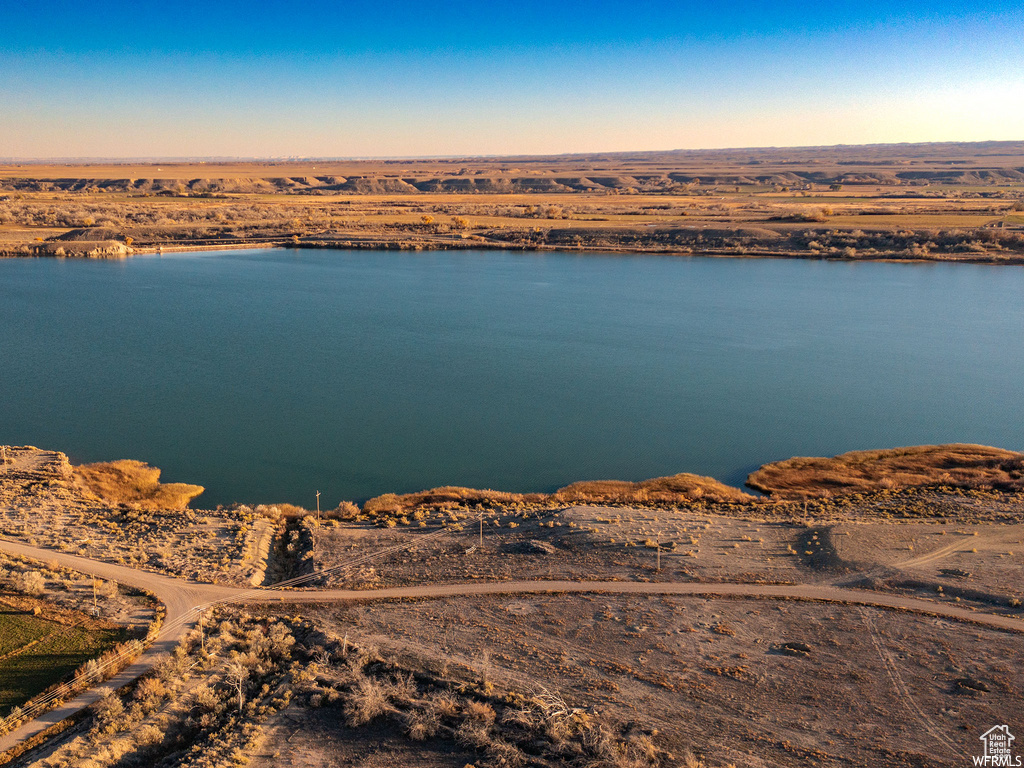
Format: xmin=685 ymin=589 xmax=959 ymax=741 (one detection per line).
xmin=1 ymin=537 xmax=1021 ymax=756
xmin=0 ymin=539 xmax=239 ymax=754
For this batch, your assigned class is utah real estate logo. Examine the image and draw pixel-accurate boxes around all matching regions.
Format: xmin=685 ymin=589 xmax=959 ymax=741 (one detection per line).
xmin=975 ymin=726 xmax=1021 ymax=767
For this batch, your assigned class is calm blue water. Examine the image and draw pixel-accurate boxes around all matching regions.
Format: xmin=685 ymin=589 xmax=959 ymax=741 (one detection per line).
xmin=2 ymin=248 xmax=1023 ymax=508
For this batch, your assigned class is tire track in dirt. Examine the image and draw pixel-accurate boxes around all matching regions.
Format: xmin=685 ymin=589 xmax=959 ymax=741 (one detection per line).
xmin=894 ymin=535 xmax=995 ymax=570
xmin=858 ymin=607 xmax=962 ymax=759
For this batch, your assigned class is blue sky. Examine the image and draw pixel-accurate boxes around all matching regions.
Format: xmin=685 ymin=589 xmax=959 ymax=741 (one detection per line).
xmin=1 ymin=1 xmax=1021 ymax=157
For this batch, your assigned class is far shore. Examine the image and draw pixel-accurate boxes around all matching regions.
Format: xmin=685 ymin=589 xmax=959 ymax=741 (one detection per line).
xmin=5 ymin=237 xmax=1024 ymax=266
xmin=2 ymin=141 xmax=1022 ymax=264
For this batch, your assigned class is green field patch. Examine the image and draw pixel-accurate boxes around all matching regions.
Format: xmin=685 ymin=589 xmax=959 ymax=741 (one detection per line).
xmin=0 ymin=604 xmax=58 ymax=657
xmin=0 ymin=602 xmax=127 ymax=716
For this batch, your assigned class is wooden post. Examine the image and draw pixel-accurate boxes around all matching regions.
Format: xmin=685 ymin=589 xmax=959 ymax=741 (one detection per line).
xmin=656 ymin=532 xmax=662 ymax=572
xmin=93 ymin=579 xmax=98 ymax=615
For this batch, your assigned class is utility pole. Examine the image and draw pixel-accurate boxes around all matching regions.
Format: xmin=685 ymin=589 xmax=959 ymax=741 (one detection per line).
xmin=198 ymin=609 xmax=205 ymax=653
xmin=479 ymin=509 xmax=484 ymax=549
xmin=656 ymin=532 xmax=662 ymax=573
xmin=316 ymin=491 xmax=321 ymax=523
xmin=92 ymin=579 xmax=98 ymax=616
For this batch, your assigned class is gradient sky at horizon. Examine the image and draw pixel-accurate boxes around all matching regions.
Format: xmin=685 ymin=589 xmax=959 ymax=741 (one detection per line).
xmin=1 ymin=0 xmax=1022 ymax=158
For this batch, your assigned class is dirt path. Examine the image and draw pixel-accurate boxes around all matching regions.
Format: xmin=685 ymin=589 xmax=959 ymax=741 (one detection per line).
xmin=894 ymin=531 xmax=1009 ymax=569
xmin=1 ymin=538 xmax=1022 ymax=757
xmin=291 ymin=580 xmax=1024 ymax=632
xmin=0 ymin=540 xmax=239 ymax=754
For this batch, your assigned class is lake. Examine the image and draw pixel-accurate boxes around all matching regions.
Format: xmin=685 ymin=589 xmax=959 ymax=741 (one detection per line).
xmin=2 ymin=248 xmax=1022 ymax=508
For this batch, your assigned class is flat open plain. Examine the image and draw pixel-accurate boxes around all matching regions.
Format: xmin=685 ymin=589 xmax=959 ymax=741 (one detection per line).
xmin=2 ymin=141 xmax=1023 ymax=263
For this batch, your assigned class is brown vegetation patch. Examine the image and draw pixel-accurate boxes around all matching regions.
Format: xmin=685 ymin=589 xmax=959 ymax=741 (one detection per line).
xmin=360 ymin=473 xmax=752 ymax=519
xmin=362 ymin=486 xmax=544 ymax=517
xmin=747 ymin=443 xmax=1024 ymax=499
xmin=553 ymin=473 xmax=755 ymax=505
xmin=73 ymin=460 xmax=204 ymax=510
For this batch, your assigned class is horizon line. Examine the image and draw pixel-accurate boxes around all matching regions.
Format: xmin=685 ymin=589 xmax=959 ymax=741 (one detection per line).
xmin=2 ymin=139 xmax=1023 ymax=165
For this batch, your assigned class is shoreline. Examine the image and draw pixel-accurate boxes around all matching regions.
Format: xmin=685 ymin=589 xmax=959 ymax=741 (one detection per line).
xmin=4 ymin=238 xmax=1024 ymax=266
xmin=6 ymin=443 xmax=1022 ymax=515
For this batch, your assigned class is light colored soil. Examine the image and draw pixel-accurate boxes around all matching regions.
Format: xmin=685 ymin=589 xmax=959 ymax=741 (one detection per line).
xmin=298 ymin=592 xmax=1023 ymax=767
xmin=0 ymin=446 xmax=274 ymax=586
xmin=2 ymin=443 xmax=1023 ymax=766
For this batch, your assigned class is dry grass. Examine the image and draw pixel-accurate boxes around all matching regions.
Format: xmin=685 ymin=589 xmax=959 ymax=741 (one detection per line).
xmin=73 ymin=460 xmax=204 ymax=510
xmin=553 ymin=473 xmax=755 ymax=505
xmin=3 ymin=142 xmax=1022 ymax=261
xmin=360 ymin=472 xmax=753 ymax=518
xmin=362 ymin=486 xmax=543 ymax=516
xmin=747 ymin=443 xmax=1024 ymax=499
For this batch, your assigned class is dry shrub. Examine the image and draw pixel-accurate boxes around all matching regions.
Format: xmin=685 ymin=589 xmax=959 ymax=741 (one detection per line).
xmin=343 ymin=677 xmax=393 ymax=726
xmin=455 ymin=718 xmax=492 ymax=749
xmin=14 ymin=570 xmax=45 ymax=596
xmin=190 ymin=684 xmax=222 ymax=715
xmin=463 ymin=700 xmax=496 ymax=725
xmin=74 ymin=460 xmax=204 ymax=509
xmin=134 ymin=675 xmax=169 ymax=714
xmin=91 ymin=690 xmax=125 ymax=733
xmin=501 ymin=706 xmax=539 ymax=730
xmin=403 ymin=707 xmax=440 ymax=741
xmin=485 ymin=737 xmax=526 ymax=766
xmin=747 ymin=443 xmax=1024 ymax=499
xmin=332 ymin=501 xmax=361 ymax=519
xmin=553 ymin=473 xmax=754 ymax=505
xmin=362 ymin=493 xmax=402 ymax=516
xmin=384 ymin=672 xmax=418 ymax=703
xmin=135 ymin=723 xmax=164 ymax=747
xmin=268 ymin=503 xmax=309 ymax=518
xmin=426 ymin=690 xmax=461 ymax=719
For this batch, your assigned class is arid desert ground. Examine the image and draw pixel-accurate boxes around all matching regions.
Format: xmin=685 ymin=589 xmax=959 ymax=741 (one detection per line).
xmin=0 ymin=443 xmax=1022 ymax=767
xmin=2 ymin=141 xmax=1023 ymax=263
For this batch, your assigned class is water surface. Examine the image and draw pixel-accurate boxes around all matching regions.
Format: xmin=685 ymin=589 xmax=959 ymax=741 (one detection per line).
xmin=2 ymin=249 xmax=1022 ymax=507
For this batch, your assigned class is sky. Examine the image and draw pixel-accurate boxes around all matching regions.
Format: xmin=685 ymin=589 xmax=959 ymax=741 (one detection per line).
xmin=1 ymin=0 xmax=1022 ymax=158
